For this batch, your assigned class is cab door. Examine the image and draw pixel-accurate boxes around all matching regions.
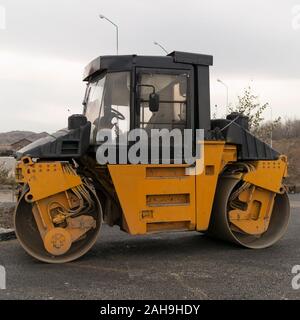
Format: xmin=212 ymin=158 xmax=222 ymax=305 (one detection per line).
xmin=108 ymin=68 xmax=196 ymax=235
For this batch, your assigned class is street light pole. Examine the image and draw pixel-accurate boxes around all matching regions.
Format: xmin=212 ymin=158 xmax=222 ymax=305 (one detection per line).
xmin=217 ymin=79 xmax=229 ymax=115
xmin=153 ymin=41 xmax=168 ymax=54
xmin=99 ymin=14 xmax=119 ymax=55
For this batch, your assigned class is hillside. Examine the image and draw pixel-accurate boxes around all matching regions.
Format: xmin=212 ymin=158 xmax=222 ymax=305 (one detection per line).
xmin=0 ymin=131 xmax=49 ymax=144
xmin=273 ymin=138 xmax=300 ymax=186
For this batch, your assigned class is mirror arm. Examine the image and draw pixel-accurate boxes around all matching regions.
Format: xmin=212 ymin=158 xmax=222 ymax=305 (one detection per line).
xmin=137 ymin=84 xmax=156 ymax=94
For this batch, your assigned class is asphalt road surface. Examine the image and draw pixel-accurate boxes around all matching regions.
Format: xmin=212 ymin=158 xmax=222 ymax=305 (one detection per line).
xmin=0 ymin=195 xmax=300 ymax=300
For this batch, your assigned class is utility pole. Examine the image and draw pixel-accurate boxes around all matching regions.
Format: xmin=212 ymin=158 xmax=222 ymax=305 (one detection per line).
xmin=99 ymin=14 xmax=119 ymax=55
xmin=153 ymin=41 xmax=168 ymax=54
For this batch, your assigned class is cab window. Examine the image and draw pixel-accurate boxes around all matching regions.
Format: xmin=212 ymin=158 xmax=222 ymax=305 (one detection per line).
xmin=84 ymin=72 xmax=131 ymax=143
xmin=139 ymin=73 xmax=188 ymax=132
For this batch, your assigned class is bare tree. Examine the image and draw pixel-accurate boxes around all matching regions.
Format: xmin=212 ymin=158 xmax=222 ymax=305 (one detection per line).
xmin=229 ymin=86 xmax=280 ymax=143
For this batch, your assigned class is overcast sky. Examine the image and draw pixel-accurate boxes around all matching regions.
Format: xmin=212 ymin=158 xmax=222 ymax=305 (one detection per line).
xmin=0 ymin=0 xmax=299 ymax=133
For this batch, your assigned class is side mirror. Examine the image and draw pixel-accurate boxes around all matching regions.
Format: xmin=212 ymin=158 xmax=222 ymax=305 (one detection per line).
xmin=138 ymin=84 xmax=160 ymax=112
xmin=149 ymin=92 xmax=160 ymax=112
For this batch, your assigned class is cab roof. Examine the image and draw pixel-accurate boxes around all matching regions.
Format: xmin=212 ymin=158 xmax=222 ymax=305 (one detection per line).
xmin=83 ymin=51 xmax=213 ymax=81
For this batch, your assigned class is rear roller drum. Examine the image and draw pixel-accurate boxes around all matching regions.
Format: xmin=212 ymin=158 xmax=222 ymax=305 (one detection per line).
xmin=14 ymin=185 xmax=102 ymax=263
xmin=208 ymin=177 xmax=290 ymax=249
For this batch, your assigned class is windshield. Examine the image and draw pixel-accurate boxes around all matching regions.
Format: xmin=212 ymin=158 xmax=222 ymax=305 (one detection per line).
xmin=84 ymin=72 xmax=131 ymax=143
xmin=84 ymin=75 xmax=106 ymax=127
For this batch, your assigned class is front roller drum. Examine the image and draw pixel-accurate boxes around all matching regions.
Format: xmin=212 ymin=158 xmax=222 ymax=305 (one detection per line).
xmin=208 ymin=177 xmax=290 ymax=249
xmin=14 ymin=186 xmax=102 ymax=263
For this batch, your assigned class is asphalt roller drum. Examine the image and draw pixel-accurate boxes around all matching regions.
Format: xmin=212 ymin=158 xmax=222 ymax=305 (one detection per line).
xmin=14 ymin=185 xmax=102 ymax=263
xmin=208 ymin=177 xmax=290 ymax=249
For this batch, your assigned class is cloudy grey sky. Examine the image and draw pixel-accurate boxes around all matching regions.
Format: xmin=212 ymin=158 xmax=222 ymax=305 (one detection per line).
xmin=0 ymin=0 xmax=299 ymax=133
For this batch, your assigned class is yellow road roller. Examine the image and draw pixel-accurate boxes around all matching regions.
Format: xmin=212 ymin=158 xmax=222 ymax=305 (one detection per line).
xmin=14 ymin=51 xmax=290 ymax=263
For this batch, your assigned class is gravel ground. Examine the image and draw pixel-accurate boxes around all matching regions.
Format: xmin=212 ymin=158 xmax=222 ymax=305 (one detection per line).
xmin=0 ymin=194 xmax=299 ymax=299
xmin=0 ymin=202 xmax=15 ymax=229
xmin=0 ymin=205 xmax=299 ymax=300
xmin=0 ymin=189 xmax=15 ymax=203
xmin=0 ymin=184 xmax=16 ymax=229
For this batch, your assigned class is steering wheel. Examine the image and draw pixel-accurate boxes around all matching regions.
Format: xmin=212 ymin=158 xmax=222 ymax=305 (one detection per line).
xmin=111 ymin=107 xmax=125 ymax=120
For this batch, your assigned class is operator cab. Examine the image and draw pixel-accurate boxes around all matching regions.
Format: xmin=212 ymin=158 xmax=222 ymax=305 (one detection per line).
xmin=15 ymin=52 xmax=280 ymax=163
xmin=82 ymin=52 xmax=213 ymax=144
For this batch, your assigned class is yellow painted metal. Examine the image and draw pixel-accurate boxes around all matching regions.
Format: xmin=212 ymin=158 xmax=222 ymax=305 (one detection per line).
xmin=15 ymin=145 xmax=288 ymax=244
xmin=108 ymin=164 xmax=196 ymax=234
xmin=242 ymin=156 xmax=287 ymax=193
xmin=146 ymin=167 xmax=186 ymax=178
xmin=225 ymin=157 xmax=288 ymax=236
xmin=108 ymin=141 xmax=238 ymax=235
xmin=195 ymin=142 xmax=237 ymax=231
xmin=32 ymin=193 xmax=68 ymax=238
xmin=32 ymin=189 xmax=97 ymax=254
xmin=44 ymin=228 xmax=72 ymax=256
xmin=66 ymin=215 xmax=97 ymax=242
xmin=228 ymin=186 xmax=276 ymax=235
xmin=147 ymin=221 xmax=190 ymax=232
xmin=16 ymin=157 xmax=82 ymax=202
xmin=16 ymin=158 xmax=97 ymax=256
xmin=43 ymin=216 xmax=96 ymax=256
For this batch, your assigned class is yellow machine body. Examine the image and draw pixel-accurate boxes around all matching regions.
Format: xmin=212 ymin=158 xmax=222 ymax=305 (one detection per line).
xmin=107 ymin=141 xmax=234 ymax=234
xmin=14 ymin=140 xmax=289 ymax=263
xmin=13 ymin=52 xmax=290 ymax=263
xmin=107 ymin=141 xmax=287 ymax=235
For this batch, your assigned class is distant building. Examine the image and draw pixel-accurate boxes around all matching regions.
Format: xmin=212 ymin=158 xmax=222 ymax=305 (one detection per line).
xmin=0 ymin=132 xmax=49 ymax=156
